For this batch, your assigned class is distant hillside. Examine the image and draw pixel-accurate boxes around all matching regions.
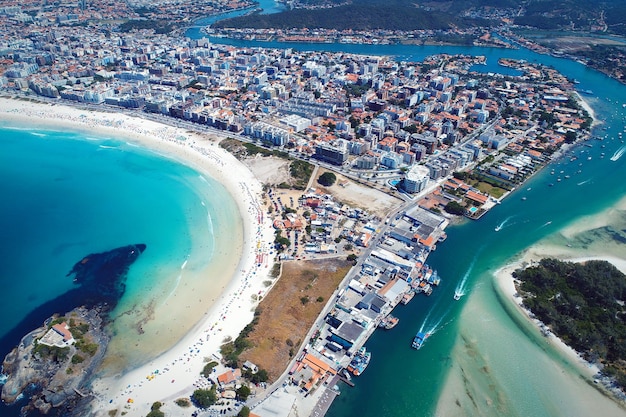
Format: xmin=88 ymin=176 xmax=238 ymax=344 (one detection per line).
xmin=213 ymin=0 xmax=626 ymax=35
xmin=213 ymin=0 xmax=491 ymax=31
xmin=514 ymin=0 xmax=626 ymax=35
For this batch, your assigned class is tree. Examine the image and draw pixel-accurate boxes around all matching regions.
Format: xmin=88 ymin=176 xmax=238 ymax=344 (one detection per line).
xmin=238 ymin=406 xmax=251 ymax=417
xmin=444 ymin=201 xmax=465 ymax=215
xmin=251 ymin=369 xmax=269 ymax=384
xmin=318 ymin=172 xmax=337 ymax=186
xmin=201 ymin=361 xmax=219 ymax=378
xmin=347 ymin=253 xmax=358 ymax=265
xmin=236 ymin=385 xmax=251 ymax=401
xmin=146 ymin=402 xmax=165 ymax=417
xmin=192 ymin=386 xmax=217 ymax=408
xmin=564 ymin=131 xmax=577 ymax=143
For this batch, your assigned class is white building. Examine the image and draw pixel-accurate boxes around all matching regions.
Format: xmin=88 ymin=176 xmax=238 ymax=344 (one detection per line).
xmin=402 ymin=165 xmax=430 ymax=193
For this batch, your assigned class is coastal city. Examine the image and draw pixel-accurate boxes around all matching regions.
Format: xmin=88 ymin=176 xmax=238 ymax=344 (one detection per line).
xmin=1 ymin=0 xmax=625 ymax=417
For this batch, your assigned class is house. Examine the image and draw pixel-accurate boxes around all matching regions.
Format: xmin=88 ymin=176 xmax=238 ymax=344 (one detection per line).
xmin=217 ymin=368 xmax=242 ymax=386
xmin=290 ymin=353 xmax=337 ymax=391
xmin=39 ymin=322 xmax=75 ymax=348
xmin=243 ymin=360 xmax=259 ymax=374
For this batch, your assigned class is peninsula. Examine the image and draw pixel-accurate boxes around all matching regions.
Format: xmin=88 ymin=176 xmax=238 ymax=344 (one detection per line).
xmin=1 ymin=0 xmax=624 ymax=415
xmin=1 ymin=244 xmax=146 ymax=415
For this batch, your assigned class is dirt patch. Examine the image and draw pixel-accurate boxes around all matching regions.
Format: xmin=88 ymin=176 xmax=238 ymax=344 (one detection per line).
xmin=239 ymin=258 xmax=352 ymax=381
xmin=245 ymin=155 xmax=291 ymax=185
xmin=313 ymin=169 xmax=403 ymax=218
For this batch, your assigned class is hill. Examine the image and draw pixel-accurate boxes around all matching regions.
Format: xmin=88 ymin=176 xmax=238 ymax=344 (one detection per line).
xmin=213 ymin=0 xmax=491 ymax=31
xmin=212 ymin=0 xmax=626 ymax=36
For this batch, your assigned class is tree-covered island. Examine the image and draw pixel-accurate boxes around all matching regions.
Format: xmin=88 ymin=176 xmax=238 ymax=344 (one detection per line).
xmin=513 ymin=258 xmax=626 ymax=390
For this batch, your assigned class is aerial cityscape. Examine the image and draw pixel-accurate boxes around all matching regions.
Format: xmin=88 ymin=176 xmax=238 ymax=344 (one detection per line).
xmin=0 ymin=0 xmax=625 ymax=416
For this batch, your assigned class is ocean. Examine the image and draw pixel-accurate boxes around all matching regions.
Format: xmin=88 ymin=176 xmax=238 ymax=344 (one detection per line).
xmin=0 ymin=7 xmax=624 ymax=416
xmin=0 ymin=125 xmax=242 ymax=415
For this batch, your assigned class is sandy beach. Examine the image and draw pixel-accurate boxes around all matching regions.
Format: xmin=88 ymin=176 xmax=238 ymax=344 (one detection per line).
xmin=573 ymin=91 xmax=601 ymax=129
xmin=0 ymin=97 xmax=276 ymax=416
xmin=435 ymin=190 xmax=626 ymax=417
xmin=492 ymin=252 xmax=626 ymax=380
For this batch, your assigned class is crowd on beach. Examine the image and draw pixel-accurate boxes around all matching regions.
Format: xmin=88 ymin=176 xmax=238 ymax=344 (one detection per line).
xmin=0 ymin=98 xmax=277 ymax=416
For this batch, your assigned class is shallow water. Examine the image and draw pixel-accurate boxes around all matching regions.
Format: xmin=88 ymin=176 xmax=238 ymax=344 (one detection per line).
xmin=0 ymin=124 xmax=242 ymax=378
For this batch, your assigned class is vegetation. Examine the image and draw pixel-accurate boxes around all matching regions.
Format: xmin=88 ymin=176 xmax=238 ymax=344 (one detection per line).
xmin=220 ymin=139 xmax=312 ymax=190
xmin=236 ymin=385 xmax=251 ymax=401
xmin=71 ymin=354 xmax=84 ymax=364
xmin=514 ymin=258 xmax=626 ymax=388
xmin=119 ymin=20 xmax=174 ymax=34
xmin=238 ymin=259 xmax=351 ymax=380
xmin=201 ymin=361 xmax=219 ymax=378
xmin=318 ymin=172 xmax=337 ymax=187
xmin=274 ymin=230 xmax=291 ymax=252
xmin=238 ymin=406 xmax=251 ymax=417
xmin=146 ymin=402 xmax=165 ymax=417
xmin=192 ymin=386 xmax=218 ymax=408
xmin=213 ymin=0 xmax=489 ymax=31
xmin=444 ymin=201 xmax=465 ymax=215
xmin=220 ymin=308 xmax=262 ymax=368
xmin=220 ymin=138 xmax=288 ymax=159
xmin=174 ymin=398 xmax=191 ymax=407
xmin=32 ymin=341 xmax=70 ymax=362
xmin=289 ymin=160 xmax=314 ymax=190
xmin=75 ymin=339 xmax=98 ymax=356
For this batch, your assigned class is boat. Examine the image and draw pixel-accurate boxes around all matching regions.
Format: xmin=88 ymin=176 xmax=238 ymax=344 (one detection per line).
xmin=346 ymin=347 xmax=371 ymax=376
xmin=401 ymin=291 xmax=415 ymax=305
xmin=412 ymin=332 xmax=427 ymax=349
xmin=378 ymin=314 xmax=399 ymax=329
xmin=453 ymin=292 xmax=462 ymax=300
xmin=428 ymin=270 xmax=441 ymax=286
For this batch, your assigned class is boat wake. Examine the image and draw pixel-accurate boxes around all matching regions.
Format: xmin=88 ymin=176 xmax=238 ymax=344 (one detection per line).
xmin=610 ymin=145 xmax=626 ymax=161
xmin=454 ymin=255 xmax=477 ymax=300
xmin=417 ymin=307 xmax=452 ymax=344
xmin=534 ymin=220 xmax=553 ymax=231
xmin=577 ymin=178 xmax=591 ymax=186
xmin=494 ymin=215 xmax=514 ymax=232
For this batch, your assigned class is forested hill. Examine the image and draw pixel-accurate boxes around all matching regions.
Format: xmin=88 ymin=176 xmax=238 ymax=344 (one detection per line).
xmin=513 ymin=258 xmax=626 ymax=387
xmin=212 ymin=0 xmax=491 ymax=31
xmin=212 ymin=0 xmax=626 ymax=35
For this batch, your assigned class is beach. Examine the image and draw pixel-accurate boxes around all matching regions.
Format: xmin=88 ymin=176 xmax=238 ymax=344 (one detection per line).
xmin=0 ymin=97 xmax=276 ymax=416
xmin=434 ymin=195 xmax=626 ymax=417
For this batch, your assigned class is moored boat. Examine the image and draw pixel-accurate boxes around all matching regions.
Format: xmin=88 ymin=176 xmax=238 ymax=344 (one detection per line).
xmin=346 ymin=347 xmax=371 ymax=376
xmin=378 ymin=314 xmax=399 ymax=329
xmin=401 ymin=291 xmax=415 ymax=305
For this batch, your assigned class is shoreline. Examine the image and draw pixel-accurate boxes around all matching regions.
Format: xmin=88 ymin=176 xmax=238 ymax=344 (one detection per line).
xmin=0 ymin=97 xmax=276 ymax=416
xmin=493 ymin=250 xmax=626 ymax=397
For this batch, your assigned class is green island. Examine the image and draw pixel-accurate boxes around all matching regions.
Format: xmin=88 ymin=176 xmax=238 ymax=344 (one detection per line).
xmin=513 ymin=258 xmax=626 ymax=387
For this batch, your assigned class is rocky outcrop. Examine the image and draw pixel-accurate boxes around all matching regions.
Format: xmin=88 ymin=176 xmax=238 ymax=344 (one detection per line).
xmin=1 ymin=306 xmax=109 ymax=415
xmin=0 ymin=244 xmax=145 ymax=415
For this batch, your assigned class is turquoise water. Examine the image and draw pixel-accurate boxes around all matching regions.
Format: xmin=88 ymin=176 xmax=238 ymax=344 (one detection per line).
xmin=324 ymin=53 xmax=626 ymax=417
xmin=186 ymin=4 xmax=626 ymax=415
xmin=0 ymin=5 xmax=623 ymax=416
xmin=0 ymin=125 xmax=240 ymax=374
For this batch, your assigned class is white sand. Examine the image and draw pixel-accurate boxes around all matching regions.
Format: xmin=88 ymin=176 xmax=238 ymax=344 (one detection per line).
xmin=0 ymin=97 xmax=276 ymax=416
xmin=492 ymin=249 xmax=626 ymax=391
